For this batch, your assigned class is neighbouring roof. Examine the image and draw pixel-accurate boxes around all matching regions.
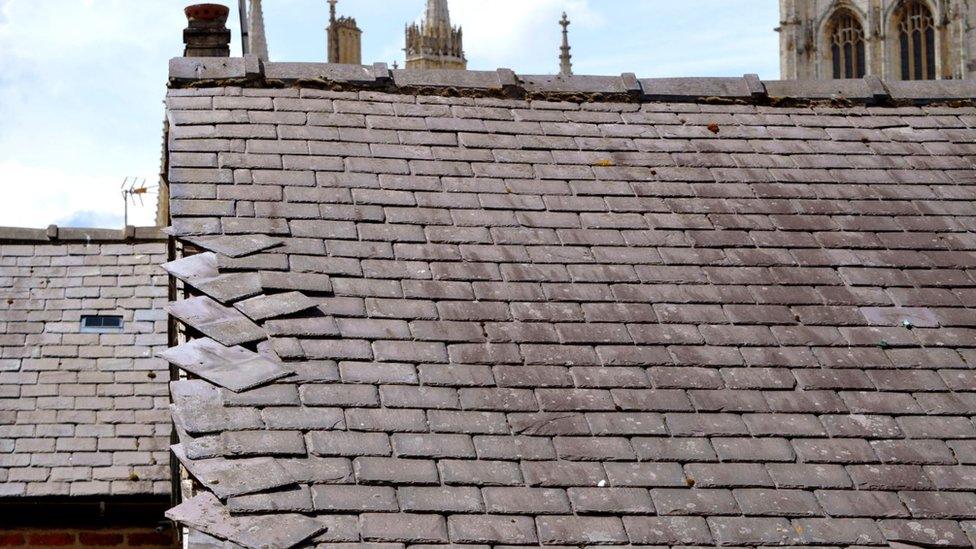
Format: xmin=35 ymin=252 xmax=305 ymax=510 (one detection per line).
xmin=162 ymin=61 xmax=976 ymax=548
xmin=0 ymin=227 xmax=171 ymax=498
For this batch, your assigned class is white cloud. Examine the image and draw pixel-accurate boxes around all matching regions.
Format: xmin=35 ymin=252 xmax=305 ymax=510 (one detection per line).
xmin=0 ymin=163 xmax=156 ymax=229
xmin=449 ymin=0 xmax=599 ymax=70
xmin=0 ymin=0 xmax=178 ymax=229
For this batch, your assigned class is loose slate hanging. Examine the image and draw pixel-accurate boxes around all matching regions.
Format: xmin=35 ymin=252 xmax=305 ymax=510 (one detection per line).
xmin=170 ymin=380 xmax=264 ymax=435
xmin=233 ymin=291 xmax=320 ymax=322
xmin=186 ymin=234 xmax=283 ymax=258
xmin=172 ymin=445 xmax=297 ymax=499
xmin=160 ymin=337 xmax=293 ymax=393
xmin=162 ymin=253 xmax=263 ymax=304
xmin=166 ymin=493 xmax=326 ymax=549
xmin=195 ymin=272 xmax=263 ymax=304
xmin=165 ymin=296 xmax=267 ymax=346
xmin=163 ymin=252 xmax=219 ymax=280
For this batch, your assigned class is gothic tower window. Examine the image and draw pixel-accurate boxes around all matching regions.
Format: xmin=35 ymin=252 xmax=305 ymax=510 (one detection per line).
xmin=827 ymin=9 xmax=866 ymax=78
xmin=895 ymin=0 xmax=936 ymax=80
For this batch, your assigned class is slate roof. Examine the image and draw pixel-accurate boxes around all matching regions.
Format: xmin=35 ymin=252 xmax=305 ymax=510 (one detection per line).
xmin=162 ymin=62 xmax=976 ymax=548
xmin=0 ymin=227 xmax=171 ymax=497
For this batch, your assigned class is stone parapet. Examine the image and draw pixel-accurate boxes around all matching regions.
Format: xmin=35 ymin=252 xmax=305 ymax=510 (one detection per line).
xmin=168 ymin=57 xmax=976 ymax=105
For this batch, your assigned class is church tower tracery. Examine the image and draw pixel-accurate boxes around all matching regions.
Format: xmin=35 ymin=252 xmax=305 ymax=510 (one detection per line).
xmin=405 ymin=0 xmax=467 ymax=70
xmin=327 ymin=0 xmax=363 ymax=65
xmin=778 ymin=0 xmax=976 ymax=80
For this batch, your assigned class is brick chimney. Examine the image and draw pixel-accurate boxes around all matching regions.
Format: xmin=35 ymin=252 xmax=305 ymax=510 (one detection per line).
xmin=183 ymin=4 xmax=231 ymax=57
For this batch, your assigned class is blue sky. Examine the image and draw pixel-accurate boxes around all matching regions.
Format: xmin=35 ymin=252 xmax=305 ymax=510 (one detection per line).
xmin=0 ymin=0 xmax=780 ymax=229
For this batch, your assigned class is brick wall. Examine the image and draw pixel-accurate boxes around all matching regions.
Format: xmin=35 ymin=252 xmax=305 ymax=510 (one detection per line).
xmin=0 ymin=527 xmax=176 ymax=548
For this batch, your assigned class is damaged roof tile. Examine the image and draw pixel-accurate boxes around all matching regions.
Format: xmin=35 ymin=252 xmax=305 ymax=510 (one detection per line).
xmin=233 ymin=291 xmax=321 ymax=321
xmin=186 ymin=234 xmax=284 ymax=258
xmin=161 ymin=71 xmax=976 ymax=548
xmin=160 ymin=337 xmax=293 ymax=392
xmin=166 ymin=296 xmax=267 ymax=346
xmin=165 ymin=493 xmax=326 ymax=548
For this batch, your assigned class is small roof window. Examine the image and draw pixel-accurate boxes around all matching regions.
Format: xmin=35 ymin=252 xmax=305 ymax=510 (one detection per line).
xmin=80 ymin=315 xmax=124 ymax=333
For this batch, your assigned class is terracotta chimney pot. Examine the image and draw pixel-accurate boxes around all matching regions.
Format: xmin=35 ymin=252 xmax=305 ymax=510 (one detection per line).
xmin=183 ymin=3 xmax=231 ymax=57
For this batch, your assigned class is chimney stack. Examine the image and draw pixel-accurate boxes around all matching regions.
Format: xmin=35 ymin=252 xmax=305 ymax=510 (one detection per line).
xmin=183 ymin=4 xmax=232 ymax=57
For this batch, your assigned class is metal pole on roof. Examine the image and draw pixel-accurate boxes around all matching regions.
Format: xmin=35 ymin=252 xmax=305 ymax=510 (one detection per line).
xmin=239 ymin=0 xmax=250 ymax=54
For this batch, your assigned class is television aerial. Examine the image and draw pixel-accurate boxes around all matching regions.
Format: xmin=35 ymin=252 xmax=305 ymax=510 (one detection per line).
xmin=121 ymin=177 xmax=157 ymax=227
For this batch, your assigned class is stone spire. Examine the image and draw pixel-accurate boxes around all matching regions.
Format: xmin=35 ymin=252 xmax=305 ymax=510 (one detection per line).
xmin=559 ymin=12 xmax=573 ymax=76
xmin=405 ymin=0 xmax=466 ymax=70
xmin=426 ymin=0 xmax=451 ymax=27
xmin=327 ymin=0 xmax=363 ymax=64
xmin=248 ymin=0 xmax=269 ymax=61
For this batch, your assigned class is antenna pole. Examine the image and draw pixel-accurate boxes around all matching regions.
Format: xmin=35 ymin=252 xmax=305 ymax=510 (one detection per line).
xmin=239 ymin=0 xmax=250 ymax=55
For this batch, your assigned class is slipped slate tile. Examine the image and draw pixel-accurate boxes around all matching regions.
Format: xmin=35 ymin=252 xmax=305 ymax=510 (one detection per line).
xmin=163 ymin=252 xmax=263 ymax=304
xmin=163 ymin=251 xmax=219 ymax=280
xmin=186 ymin=234 xmax=283 ymax=258
xmin=198 ymin=272 xmax=264 ymax=304
xmin=160 ymin=337 xmax=293 ymax=393
xmin=172 ymin=444 xmax=297 ymax=499
xmin=165 ymin=493 xmax=326 ymax=549
xmin=166 ymin=296 xmax=267 ymax=346
xmin=234 ymin=291 xmax=321 ymax=321
xmin=170 ymin=380 xmax=264 ymax=435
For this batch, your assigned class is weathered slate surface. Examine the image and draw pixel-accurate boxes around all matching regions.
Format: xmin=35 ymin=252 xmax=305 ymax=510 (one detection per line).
xmin=170 ymin=380 xmax=264 ymax=435
xmin=163 ymin=251 xmax=220 ymax=280
xmin=165 ymin=493 xmax=326 ymax=548
xmin=187 ymin=234 xmax=283 ymax=258
xmin=163 ymin=252 xmax=263 ymax=303
xmin=166 ymin=296 xmax=266 ymax=346
xmin=233 ymin=291 xmax=320 ymax=321
xmin=0 ymin=240 xmax=170 ymax=498
xmin=172 ymin=445 xmax=296 ymax=499
xmin=160 ymin=337 xmax=292 ymax=392
xmin=163 ymin=80 xmax=976 ymax=549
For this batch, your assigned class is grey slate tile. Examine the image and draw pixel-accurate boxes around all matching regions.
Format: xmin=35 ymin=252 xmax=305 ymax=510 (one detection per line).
xmin=159 ymin=337 xmax=293 ymax=393
xmin=219 ymin=430 xmax=307 ymax=457
xmin=233 ymin=291 xmax=320 ymax=321
xmin=165 ymin=493 xmax=326 ymax=548
xmin=158 ymin=83 xmax=976 ymax=548
xmin=227 ymin=485 xmax=314 ymax=513
xmin=185 ymin=234 xmax=283 ymax=258
xmin=172 ymin=444 xmax=296 ymax=499
xmin=170 ymin=380 xmax=264 ymax=435
xmin=166 ymin=296 xmax=266 ymax=346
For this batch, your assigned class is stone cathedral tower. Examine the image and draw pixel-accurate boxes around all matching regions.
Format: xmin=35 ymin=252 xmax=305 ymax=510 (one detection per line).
xmin=778 ymin=0 xmax=976 ymax=80
xmin=327 ymin=0 xmax=362 ymax=64
xmin=405 ymin=0 xmax=467 ymax=70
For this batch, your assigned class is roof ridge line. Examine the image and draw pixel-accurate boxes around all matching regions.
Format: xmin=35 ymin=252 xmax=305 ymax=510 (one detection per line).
xmin=0 ymin=225 xmax=166 ymax=243
xmin=169 ymin=55 xmax=976 ymax=105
